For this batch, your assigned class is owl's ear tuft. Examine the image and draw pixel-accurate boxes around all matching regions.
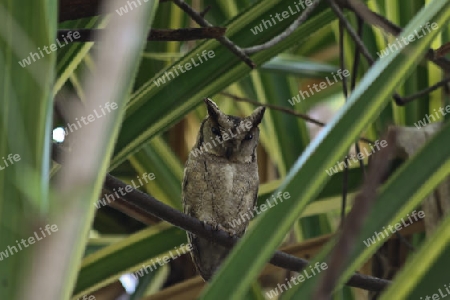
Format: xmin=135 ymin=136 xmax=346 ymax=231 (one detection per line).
xmin=204 ymin=98 xmax=221 ymax=121
xmin=248 ymin=106 xmax=265 ymax=126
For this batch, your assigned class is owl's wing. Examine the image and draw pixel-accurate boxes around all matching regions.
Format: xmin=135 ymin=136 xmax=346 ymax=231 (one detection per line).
xmin=252 ymin=189 xmax=258 ymax=213
xmin=235 ymin=188 xmax=259 ymax=238
xmin=181 ymin=167 xmax=189 ymax=209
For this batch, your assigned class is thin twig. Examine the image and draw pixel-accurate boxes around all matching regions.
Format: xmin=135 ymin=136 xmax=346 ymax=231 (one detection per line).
xmin=105 ymin=172 xmax=390 ymax=291
xmin=242 ymin=0 xmax=322 ymax=54
xmin=171 ymin=0 xmax=256 ymax=68
xmin=50 ymin=143 xmax=391 ymax=292
xmin=394 ymin=231 xmax=416 ymax=251
xmin=329 ymin=0 xmax=373 ymax=63
xmin=199 ymin=5 xmax=211 ymax=18
xmin=219 ymin=91 xmax=374 ymax=144
xmin=435 ymin=42 xmax=450 ymax=58
xmin=342 ymin=0 xmax=450 ymax=103
xmin=314 ymin=130 xmax=397 ymax=299
xmin=350 ymin=16 xmax=366 ymax=174
xmin=335 ymin=12 xmax=415 ymax=255
xmin=221 ymin=92 xmax=326 ymax=126
xmin=345 ymin=0 xmax=450 ymax=72
xmin=59 ymin=0 xmax=170 ymax=22
xmin=400 ymin=76 xmax=450 ymax=103
xmin=328 ymin=0 xmax=405 ymax=105
xmin=57 ymin=27 xmax=227 ymax=42
xmin=336 ymin=0 xmax=450 ymax=106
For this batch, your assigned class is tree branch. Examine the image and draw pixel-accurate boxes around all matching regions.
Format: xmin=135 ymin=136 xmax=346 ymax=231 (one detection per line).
xmin=50 ymin=143 xmax=390 ymax=292
xmin=314 ymin=130 xmax=396 ymax=299
xmin=328 ymin=0 xmax=403 ymax=105
xmin=242 ymin=0 xmax=322 ymax=54
xmin=104 ymin=172 xmax=390 ymax=291
xmin=344 ymin=0 xmax=450 ymax=72
xmin=171 ymin=0 xmax=256 ymax=68
xmin=220 ymin=92 xmax=373 ymax=144
xmin=57 ymin=27 xmax=227 ymax=42
xmin=59 ymin=0 xmax=102 ymax=22
xmin=58 ymin=0 xmax=169 ymax=22
xmin=329 ymin=0 xmax=450 ymax=106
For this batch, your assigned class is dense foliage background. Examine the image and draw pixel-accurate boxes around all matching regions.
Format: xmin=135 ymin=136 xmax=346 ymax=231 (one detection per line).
xmin=1 ymin=0 xmax=450 ymax=299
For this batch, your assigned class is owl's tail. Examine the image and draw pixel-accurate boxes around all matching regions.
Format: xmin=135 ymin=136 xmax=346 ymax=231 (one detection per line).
xmin=187 ymin=232 xmax=230 ymax=281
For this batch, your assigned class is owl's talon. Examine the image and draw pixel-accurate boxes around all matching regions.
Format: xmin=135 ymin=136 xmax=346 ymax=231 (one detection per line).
xmin=201 ymin=220 xmax=218 ymax=231
xmin=216 ymin=224 xmax=226 ymax=232
xmin=217 ymin=224 xmax=238 ymax=237
xmin=229 ymin=231 xmax=238 ymax=237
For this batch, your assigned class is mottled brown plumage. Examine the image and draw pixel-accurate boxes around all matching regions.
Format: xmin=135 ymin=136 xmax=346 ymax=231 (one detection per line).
xmin=182 ymin=98 xmax=265 ymax=281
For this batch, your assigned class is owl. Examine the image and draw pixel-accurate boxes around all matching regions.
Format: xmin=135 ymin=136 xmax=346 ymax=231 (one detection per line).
xmin=182 ymin=98 xmax=265 ymax=281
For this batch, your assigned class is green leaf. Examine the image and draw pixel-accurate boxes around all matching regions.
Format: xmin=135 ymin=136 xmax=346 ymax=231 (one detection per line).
xmin=261 ymin=54 xmax=338 ymax=77
xmin=380 ymin=213 xmax=450 ymax=299
xmin=0 ymin=1 xmax=56 ymax=298
xmin=289 ymin=120 xmax=450 ymax=298
xmin=129 ymin=136 xmax=183 ymax=210
xmin=199 ymin=1 xmax=450 ymax=298
xmin=109 ymin=1 xmax=338 ymax=169
xmin=73 ymin=226 xmax=187 ymax=298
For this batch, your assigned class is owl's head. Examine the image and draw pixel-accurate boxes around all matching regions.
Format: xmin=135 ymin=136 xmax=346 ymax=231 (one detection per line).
xmin=195 ymin=98 xmax=265 ymax=163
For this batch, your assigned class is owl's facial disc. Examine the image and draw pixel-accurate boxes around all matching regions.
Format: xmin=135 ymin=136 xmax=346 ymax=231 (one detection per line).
xmin=200 ymin=98 xmax=265 ymax=162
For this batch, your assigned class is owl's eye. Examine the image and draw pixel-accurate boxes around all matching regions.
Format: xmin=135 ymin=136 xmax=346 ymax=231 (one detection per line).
xmin=211 ymin=127 xmax=221 ymax=136
xmin=244 ymin=133 xmax=253 ymax=140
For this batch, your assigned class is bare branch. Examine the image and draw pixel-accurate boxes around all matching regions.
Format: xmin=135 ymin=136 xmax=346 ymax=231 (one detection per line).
xmin=171 ymin=0 xmax=256 ymax=68
xmin=345 ymin=0 xmax=450 ymax=72
xmin=104 ymin=172 xmax=390 ymax=292
xmin=57 ymin=27 xmax=227 ymax=42
xmin=242 ymin=0 xmax=322 ymax=54
xmin=329 ymin=0 xmax=404 ymax=105
xmin=220 ymin=92 xmax=374 ymax=144
xmin=58 ymin=0 xmax=168 ymax=22
xmin=51 ymin=143 xmax=391 ymax=292
xmin=314 ymin=130 xmax=397 ymax=299
xmin=400 ymin=76 xmax=450 ymax=104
